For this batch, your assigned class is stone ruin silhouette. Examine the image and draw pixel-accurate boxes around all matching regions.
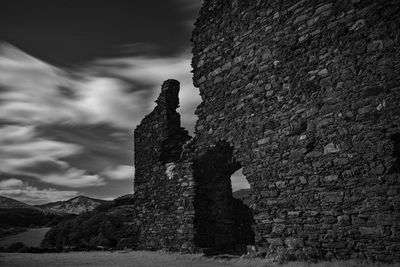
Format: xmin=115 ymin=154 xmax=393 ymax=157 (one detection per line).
xmin=133 ymin=0 xmax=400 ymax=261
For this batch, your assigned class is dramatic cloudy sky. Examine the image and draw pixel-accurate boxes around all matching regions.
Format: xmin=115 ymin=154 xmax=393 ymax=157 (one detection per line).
xmin=0 ymin=0 xmax=249 ymax=204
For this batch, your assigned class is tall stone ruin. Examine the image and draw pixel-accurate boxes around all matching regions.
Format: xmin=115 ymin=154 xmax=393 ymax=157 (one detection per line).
xmin=133 ymin=80 xmax=192 ymax=250
xmin=134 ymin=0 xmax=400 ymax=261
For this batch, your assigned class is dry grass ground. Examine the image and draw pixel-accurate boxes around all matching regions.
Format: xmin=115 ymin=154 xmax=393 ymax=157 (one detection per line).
xmin=0 ymin=251 xmax=399 ymax=267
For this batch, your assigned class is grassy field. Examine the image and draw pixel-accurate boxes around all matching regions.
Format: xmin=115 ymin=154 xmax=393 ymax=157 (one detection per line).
xmin=0 ymin=230 xmax=398 ymax=267
xmin=0 ymin=251 xmax=399 ymax=267
xmin=0 ymin=228 xmax=50 ymax=248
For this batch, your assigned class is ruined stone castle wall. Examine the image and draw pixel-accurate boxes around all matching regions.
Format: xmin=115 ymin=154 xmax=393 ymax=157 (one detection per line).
xmin=133 ymin=80 xmax=195 ymax=251
xmin=191 ymin=0 xmax=400 ymax=261
xmin=133 ymin=80 xmax=255 ymax=254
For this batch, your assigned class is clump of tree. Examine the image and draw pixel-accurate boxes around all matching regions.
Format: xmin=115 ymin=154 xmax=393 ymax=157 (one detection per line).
xmin=41 ymin=200 xmax=140 ymax=250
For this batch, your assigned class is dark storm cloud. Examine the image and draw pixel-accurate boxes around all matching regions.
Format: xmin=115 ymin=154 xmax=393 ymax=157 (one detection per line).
xmin=173 ymin=0 xmax=203 ymax=29
xmin=0 ymin=0 xmax=200 ymax=67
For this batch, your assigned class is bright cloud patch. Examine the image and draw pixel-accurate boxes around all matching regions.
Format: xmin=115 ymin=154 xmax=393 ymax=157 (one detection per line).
xmin=0 ymin=178 xmax=24 ymax=189
xmin=0 ymin=125 xmax=81 ymax=173
xmin=102 ymin=165 xmax=134 ymax=180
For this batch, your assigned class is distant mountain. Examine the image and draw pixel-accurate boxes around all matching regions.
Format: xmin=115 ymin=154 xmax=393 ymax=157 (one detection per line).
xmin=0 ymin=196 xmax=36 ymax=210
xmin=37 ymin=196 xmax=110 ymax=215
xmin=232 ymin=188 xmax=254 ymax=207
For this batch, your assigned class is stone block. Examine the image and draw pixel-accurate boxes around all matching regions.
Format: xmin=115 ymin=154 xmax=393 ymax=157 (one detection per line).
xmin=322 ymin=192 xmax=343 ymax=202
xmin=324 ymin=143 xmax=340 ymax=154
xmin=257 ymin=137 xmax=270 ymax=145
xmin=324 ymin=175 xmax=338 ymax=182
xmin=359 ymin=227 xmax=383 ymax=236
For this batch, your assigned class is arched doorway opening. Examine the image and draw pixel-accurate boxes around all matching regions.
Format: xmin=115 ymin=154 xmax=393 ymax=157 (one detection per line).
xmin=193 ymin=141 xmax=254 ymax=255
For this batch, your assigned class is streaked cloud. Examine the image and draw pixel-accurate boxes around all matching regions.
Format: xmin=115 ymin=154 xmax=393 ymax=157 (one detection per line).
xmin=0 ymin=42 xmax=200 ymax=131
xmin=0 ymin=43 xmax=76 ymax=125
xmin=0 ymin=0 xmax=205 ymax=203
xmin=0 ymin=43 xmax=151 ymax=129
xmin=40 ymin=168 xmax=105 ymax=188
xmin=0 ymin=125 xmax=81 ymax=175
xmin=0 ymin=42 xmax=201 ymax=201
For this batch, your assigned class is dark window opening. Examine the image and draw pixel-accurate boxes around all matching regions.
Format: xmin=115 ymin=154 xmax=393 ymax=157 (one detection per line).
xmin=193 ymin=141 xmax=255 ymax=255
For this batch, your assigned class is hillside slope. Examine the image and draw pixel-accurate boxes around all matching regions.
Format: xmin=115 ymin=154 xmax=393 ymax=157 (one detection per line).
xmin=37 ymin=196 xmax=110 ymax=215
xmin=0 ymin=196 xmax=76 ymax=228
xmin=0 ymin=196 xmax=38 ymax=210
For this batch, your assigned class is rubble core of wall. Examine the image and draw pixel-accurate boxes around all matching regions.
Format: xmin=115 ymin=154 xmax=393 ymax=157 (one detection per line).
xmin=190 ymin=0 xmax=400 ymax=262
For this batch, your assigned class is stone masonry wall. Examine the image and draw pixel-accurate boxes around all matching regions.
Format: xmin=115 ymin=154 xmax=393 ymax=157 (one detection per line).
xmin=191 ymin=0 xmax=400 ymax=261
xmin=133 ymin=80 xmax=195 ymax=251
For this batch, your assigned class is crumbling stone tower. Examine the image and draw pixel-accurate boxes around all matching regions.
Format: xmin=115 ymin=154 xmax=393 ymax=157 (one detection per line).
xmin=134 ymin=0 xmax=400 ymax=261
xmin=133 ymin=80 xmax=193 ymax=250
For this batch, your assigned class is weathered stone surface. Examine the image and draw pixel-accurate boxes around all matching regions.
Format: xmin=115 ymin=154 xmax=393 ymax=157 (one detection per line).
xmin=188 ymin=0 xmax=400 ymax=261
